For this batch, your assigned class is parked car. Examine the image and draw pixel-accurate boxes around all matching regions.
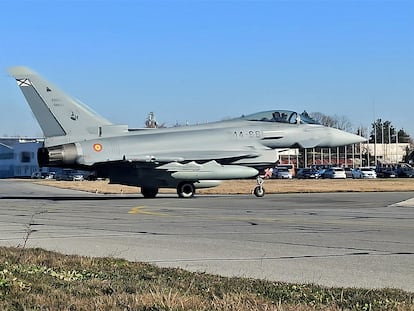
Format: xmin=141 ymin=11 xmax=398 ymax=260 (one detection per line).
xmin=31 ymin=172 xmax=42 ymax=179
xmin=376 ymin=167 xmax=397 ymax=178
xmin=323 ymin=167 xmax=346 ymax=179
xmin=396 ymin=166 xmax=414 ymax=178
xmin=72 ymin=174 xmax=84 ymax=181
xmin=55 ymin=172 xmax=74 ymax=181
xmin=31 ymin=171 xmax=54 ymax=179
xmin=317 ymin=168 xmax=326 ymax=178
xmin=85 ymin=172 xmax=97 ymax=181
xmin=352 ymin=167 xmax=377 ymax=179
xmin=296 ymin=168 xmax=320 ymax=179
xmin=343 ymin=167 xmax=354 ymax=179
xmin=273 ymin=167 xmax=293 ymax=179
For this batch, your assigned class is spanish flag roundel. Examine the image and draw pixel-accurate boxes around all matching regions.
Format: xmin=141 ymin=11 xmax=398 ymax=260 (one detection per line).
xmin=93 ymin=143 xmax=103 ymax=152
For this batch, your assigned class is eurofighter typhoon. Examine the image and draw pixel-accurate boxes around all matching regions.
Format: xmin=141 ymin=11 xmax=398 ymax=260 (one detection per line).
xmin=9 ymin=67 xmax=365 ymax=198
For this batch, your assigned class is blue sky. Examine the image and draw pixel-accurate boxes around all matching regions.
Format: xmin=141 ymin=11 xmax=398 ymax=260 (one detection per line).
xmin=1 ymin=0 xmax=413 ymax=137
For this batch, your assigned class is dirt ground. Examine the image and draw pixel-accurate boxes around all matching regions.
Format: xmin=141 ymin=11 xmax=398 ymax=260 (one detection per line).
xmin=32 ymin=178 xmax=414 ymax=195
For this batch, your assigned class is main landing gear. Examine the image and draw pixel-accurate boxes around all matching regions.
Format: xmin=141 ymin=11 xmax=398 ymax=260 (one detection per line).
xmin=141 ymin=179 xmax=264 ymax=198
xmin=141 ymin=183 xmax=196 ymax=198
xmin=141 ymin=187 xmax=159 ymax=198
xmin=177 ymin=182 xmax=196 ymax=198
xmin=253 ymin=176 xmax=265 ymax=197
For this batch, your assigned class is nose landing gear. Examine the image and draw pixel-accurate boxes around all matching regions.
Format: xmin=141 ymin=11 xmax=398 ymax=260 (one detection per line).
xmin=253 ymin=176 xmax=265 ymax=197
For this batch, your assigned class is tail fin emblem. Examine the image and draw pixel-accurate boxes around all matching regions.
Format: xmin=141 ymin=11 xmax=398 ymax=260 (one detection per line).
xmin=16 ymin=78 xmax=32 ymax=87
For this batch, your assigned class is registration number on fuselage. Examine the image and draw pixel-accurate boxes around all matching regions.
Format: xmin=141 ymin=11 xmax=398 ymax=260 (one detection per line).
xmin=233 ymin=130 xmax=262 ymax=139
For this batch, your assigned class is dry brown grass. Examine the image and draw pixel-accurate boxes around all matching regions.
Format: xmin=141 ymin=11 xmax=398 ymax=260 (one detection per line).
xmin=32 ymin=178 xmax=414 ymax=195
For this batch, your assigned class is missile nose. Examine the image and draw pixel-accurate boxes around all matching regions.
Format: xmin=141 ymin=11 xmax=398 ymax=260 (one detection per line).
xmin=245 ymin=166 xmax=260 ymax=178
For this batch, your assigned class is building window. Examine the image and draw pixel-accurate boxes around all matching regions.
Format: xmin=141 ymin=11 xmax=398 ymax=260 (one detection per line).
xmin=0 ymin=152 xmax=13 ymax=160
xmin=20 ymin=152 xmax=31 ymax=163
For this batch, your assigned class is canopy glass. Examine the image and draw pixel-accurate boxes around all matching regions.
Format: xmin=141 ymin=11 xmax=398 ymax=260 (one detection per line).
xmin=238 ymin=110 xmax=320 ymax=125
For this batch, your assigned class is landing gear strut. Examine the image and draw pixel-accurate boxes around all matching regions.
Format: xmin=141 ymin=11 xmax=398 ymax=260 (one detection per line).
xmin=253 ymin=176 xmax=265 ymax=197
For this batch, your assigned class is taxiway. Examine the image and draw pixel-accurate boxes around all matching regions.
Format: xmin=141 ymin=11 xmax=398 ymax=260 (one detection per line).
xmin=0 ymin=180 xmax=413 ymax=291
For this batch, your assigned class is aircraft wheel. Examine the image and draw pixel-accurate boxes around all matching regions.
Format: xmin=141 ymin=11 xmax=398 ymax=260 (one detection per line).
xmin=141 ymin=187 xmax=159 ymax=198
xmin=177 ymin=182 xmax=195 ymax=198
xmin=253 ymin=186 xmax=265 ymax=197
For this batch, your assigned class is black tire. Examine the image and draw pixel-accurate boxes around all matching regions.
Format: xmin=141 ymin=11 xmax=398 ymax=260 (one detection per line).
xmin=177 ymin=182 xmax=195 ymax=198
xmin=141 ymin=187 xmax=159 ymax=198
xmin=253 ymin=186 xmax=265 ymax=197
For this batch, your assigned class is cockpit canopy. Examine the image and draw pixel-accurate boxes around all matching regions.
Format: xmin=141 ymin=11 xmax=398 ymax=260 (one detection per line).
xmin=239 ymin=110 xmax=320 ymax=125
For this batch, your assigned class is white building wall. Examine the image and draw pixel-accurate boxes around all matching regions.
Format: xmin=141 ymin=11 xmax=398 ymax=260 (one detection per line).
xmin=363 ymin=143 xmax=410 ymax=164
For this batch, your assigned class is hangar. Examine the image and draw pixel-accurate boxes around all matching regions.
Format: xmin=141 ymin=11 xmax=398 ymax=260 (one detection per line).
xmin=0 ymin=138 xmax=43 ymax=178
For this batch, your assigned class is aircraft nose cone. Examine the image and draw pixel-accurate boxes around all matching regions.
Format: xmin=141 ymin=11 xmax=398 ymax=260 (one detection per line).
xmin=322 ymin=128 xmax=366 ymax=147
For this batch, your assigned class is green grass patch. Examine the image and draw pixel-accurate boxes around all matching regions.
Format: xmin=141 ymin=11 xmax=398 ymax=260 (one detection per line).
xmin=1 ymin=246 xmax=413 ymax=310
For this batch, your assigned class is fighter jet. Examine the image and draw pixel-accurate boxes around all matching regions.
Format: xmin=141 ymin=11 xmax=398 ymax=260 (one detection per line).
xmin=8 ymin=66 xmax=365 ymax=198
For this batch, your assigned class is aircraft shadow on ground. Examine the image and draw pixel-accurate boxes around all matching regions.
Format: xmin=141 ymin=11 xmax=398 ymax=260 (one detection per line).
xmin=0 ymin=195 xmax=143 ymax=201
xmin=0 ymin=195 xmax=234 ymax=201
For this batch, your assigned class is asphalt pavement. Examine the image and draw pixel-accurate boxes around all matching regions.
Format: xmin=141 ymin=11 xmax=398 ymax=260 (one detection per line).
xmin=0 ymin=179 xmax=413 ymax=291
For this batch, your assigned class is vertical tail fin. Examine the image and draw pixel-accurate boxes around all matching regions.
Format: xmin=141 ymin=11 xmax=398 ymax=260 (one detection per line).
xmin=8 ymin=66 xmax=112 ymax=139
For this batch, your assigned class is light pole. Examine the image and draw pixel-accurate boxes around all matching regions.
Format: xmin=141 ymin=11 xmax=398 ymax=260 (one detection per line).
xmin=374 ymin=122 xmax=377 ymax=166
xmin=381 ymin=123 xmax=384 ymax=166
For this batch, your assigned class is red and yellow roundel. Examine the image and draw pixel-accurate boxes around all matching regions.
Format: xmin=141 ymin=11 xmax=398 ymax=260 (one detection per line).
xmin=93 ymin=143 xmax=103 ymax=152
